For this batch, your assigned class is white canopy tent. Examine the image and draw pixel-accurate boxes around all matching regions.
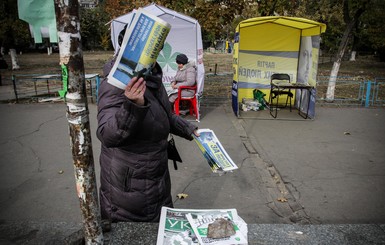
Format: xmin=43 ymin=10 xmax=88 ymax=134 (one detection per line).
xmin=111 ymin=3 xmax=205 ymax=98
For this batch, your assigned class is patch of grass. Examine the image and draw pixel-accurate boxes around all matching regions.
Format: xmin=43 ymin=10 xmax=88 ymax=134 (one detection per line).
xmin=318 ymin=55 xmax=385 ymax=79
xmin=2 ymin=51 xmax=384 ymax=79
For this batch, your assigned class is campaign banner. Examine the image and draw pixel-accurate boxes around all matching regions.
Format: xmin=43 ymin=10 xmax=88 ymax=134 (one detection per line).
xmin=108 ymin=8 xmax=171 ymax=89
xmin=193 ymin=129 xmax=238 ymax=173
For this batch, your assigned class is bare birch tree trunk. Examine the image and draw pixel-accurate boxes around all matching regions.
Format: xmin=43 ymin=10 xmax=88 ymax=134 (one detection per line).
xmin=326 ymin=61 xmax=340 ymax=101
xmin=325 ymin=25 xmax=352 ymax=101
xmin=9 ymin=49 xmax=20 ymax=70
xmin=326 ymin=0 xmax=369 ymax=101
xmin=349 ymin=51 xmax=356 ymax=61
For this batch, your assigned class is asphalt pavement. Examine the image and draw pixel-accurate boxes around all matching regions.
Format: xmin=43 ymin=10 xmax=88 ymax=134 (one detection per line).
xmin=0 ymin=99 xmax=384 ymax=244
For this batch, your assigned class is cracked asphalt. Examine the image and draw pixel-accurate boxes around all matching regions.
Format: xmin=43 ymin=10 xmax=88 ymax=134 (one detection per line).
xmin=0 ymin=102 xmax=384 ymax=228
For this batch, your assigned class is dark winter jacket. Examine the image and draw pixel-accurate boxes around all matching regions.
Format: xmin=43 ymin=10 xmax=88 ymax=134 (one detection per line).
xmin=97 ymin=61 xmax=197 ymax=222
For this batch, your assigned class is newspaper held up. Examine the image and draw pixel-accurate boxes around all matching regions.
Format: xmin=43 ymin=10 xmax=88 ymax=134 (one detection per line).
xmin=193 ymin=129 xmax=238 ymax=173
xmin=156 ymin=207 xmax=248 ymax=245
xmin=107 ymin=8 xmax=171 ymax=89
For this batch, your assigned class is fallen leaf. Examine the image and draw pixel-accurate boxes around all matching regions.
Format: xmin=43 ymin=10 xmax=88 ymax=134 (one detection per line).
xmin=277 ymin=197 xmax=287 ymax=202
xmin=344 ymin=131 xmax=351 ymax=135
xmin=177 ymin=193 xmax=188 ymax=199
xmin=58 ymin=170 xmax=64 ymax=174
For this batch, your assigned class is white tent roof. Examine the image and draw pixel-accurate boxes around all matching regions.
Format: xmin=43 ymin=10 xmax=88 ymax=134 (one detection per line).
xmin=111 ymin=3 xmax=205 ymax=96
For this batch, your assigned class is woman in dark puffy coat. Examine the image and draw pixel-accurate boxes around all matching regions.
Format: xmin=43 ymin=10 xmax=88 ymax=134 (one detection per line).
xmin=97 ymin=59 xmax=198 ymax=222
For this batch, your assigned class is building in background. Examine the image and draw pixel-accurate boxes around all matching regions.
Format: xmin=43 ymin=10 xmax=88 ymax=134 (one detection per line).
xmin=79 ymin=0 xmax=98 ymax=8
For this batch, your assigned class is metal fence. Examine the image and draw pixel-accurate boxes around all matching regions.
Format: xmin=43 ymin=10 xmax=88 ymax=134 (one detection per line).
xmin=10 ymin=74 xmax=100 ymax=103
xmin=316 ymin=76 xmax=385 ymax=107
xmin=373 ymin=77 xmax=385 ymax=106
xmin=11 ymin=74 xmax=62 ymax=102
xmin=5 ymin=73 xmax=384 ymax=108
xmin=200 ymin=74 xmax=385 ymax=108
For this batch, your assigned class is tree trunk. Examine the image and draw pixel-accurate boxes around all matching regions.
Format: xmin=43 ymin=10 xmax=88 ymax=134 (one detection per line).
xmin=349 ymin=51 xmax=356 ymax=61
xmin=349 ymin=21 xmax=359 ymax=62
xmin=326 ymin=1 xmax=369 ymax=101
xmin=325 ymin=21 xmax=353 ymax=101
xmin=54 ymin=0 xmax=103 ymax=243
xmin=10 ymin=49 xmax=20 ymax=70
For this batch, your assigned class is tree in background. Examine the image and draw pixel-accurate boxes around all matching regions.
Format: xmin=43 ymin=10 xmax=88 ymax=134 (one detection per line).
xmin=80 ymin=6 xmax=111 ymax=50
xmin=1 ymin=0 xmax=384 ymax=68
xmin=326 ymin=0 xmax=371 ymax=101
xmin=359 ymin=0 xmax=385 ymax=61
xmin=0 ymin=0 xmax=30 ymax=69
xmin=103 ymin=0 xmax=153 ymax=19
xmin=185 ymin=0 xmax=254 ymax=47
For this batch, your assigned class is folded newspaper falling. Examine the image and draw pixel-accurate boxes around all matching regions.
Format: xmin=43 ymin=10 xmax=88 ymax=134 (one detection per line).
xmin=107 ymin=8 xmax=171 ymax=89
xmin=193 ymin=129 xmax=238 ymax=173
xmin=156 ymin=207 xmax=248 ymax=245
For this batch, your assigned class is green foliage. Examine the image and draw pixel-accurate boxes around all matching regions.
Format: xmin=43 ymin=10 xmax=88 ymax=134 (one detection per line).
xmin=0 ymin=0 xmax=30 ymax=52
xmin=359 ymin=0 xmax=385 ymax=60
xmin=0 ymin=0 xmax=383 ymax=59
xmin=317 ymin=1 xmax=345 ymax=52
xmin=359 ymin=0 xmax=385 ymax=50
xmin=80 ymin=7 xmax=111 ymax=50
xmin=11 ymin=20 xmax=31 ymax=49
xmin=100 ymin=32 xmax=111 ymax=51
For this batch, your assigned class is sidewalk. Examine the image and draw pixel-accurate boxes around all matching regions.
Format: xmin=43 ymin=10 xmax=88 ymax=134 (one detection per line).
xmin=0 ymin=84 xmax=15 ymax=101
xmin=0 ymin=102 xmax=384 ymax=244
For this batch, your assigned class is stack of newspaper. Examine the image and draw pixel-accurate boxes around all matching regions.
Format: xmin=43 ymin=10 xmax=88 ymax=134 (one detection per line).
xmin=108 ymin=8 xmax=171 ymax=89
xmin=156 ymin=207 xmax=248 ymax=245
xmin=193 ymin=129 xmax=238 ymax=173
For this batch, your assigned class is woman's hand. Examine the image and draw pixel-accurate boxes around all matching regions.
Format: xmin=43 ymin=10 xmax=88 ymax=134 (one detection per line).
xmin=171 ymin=82 xmax=177 ymax=89
xmin=193 ymin=129 xmax=200 ymax=137
xmin=125 ymin=77 xmax=146 ymax=106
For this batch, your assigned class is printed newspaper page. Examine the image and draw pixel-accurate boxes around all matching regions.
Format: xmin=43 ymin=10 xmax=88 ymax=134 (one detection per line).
xmin=163 ymin=81 xmax=178 ymax=96
xmin=193 ymin=129 xmax=238 ymax=173
xmin=156 ymin=207 xmax=247 ymax=245
xmin=107 ymin=8 xmax=171 ymax=89
xmin=186 ymin=209 xmax=247 ymax=245
xmin=156 ymin=207 xmax=199 ymax=245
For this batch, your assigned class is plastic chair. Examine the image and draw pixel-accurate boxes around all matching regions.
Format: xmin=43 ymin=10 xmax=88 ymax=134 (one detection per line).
xmin=174 ymin=85 xmax=199 ymax=121
xmin=269 ymin=73 xmax=293 ymax=118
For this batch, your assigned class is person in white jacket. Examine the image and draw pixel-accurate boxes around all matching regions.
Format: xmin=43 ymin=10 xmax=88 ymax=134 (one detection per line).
xmin=168 ymin=53 xmax=197 ymax=104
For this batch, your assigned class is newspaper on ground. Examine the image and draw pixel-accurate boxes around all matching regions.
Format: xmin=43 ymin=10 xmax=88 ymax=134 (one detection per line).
xmin=186 ymin=209 xmax=248 ymax=245
xmin=193 ymin=129 xmax=238 ymax=173
xmin=156 ymin=207 xmax=247 ymax=245
xmin=107 ymin=8 xmax=171 ymax=89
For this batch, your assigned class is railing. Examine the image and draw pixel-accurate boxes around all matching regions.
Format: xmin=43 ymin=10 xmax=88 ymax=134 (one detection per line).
xmin=10 ymin=74 xmax=100 ymax=103
xmin=316 ymin=76 xmax=385 ymax=107
xmin=373 ymin=77 xmax=385 ymax=106
xmin=12 ymin=74 xmax=63 ymax=103
xmin=199 ymin=74 xmax=385 ymax=107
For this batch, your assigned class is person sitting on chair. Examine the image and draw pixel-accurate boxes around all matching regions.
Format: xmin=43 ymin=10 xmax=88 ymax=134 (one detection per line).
xmin=168 ymin=53 xmax=197 ymax=105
